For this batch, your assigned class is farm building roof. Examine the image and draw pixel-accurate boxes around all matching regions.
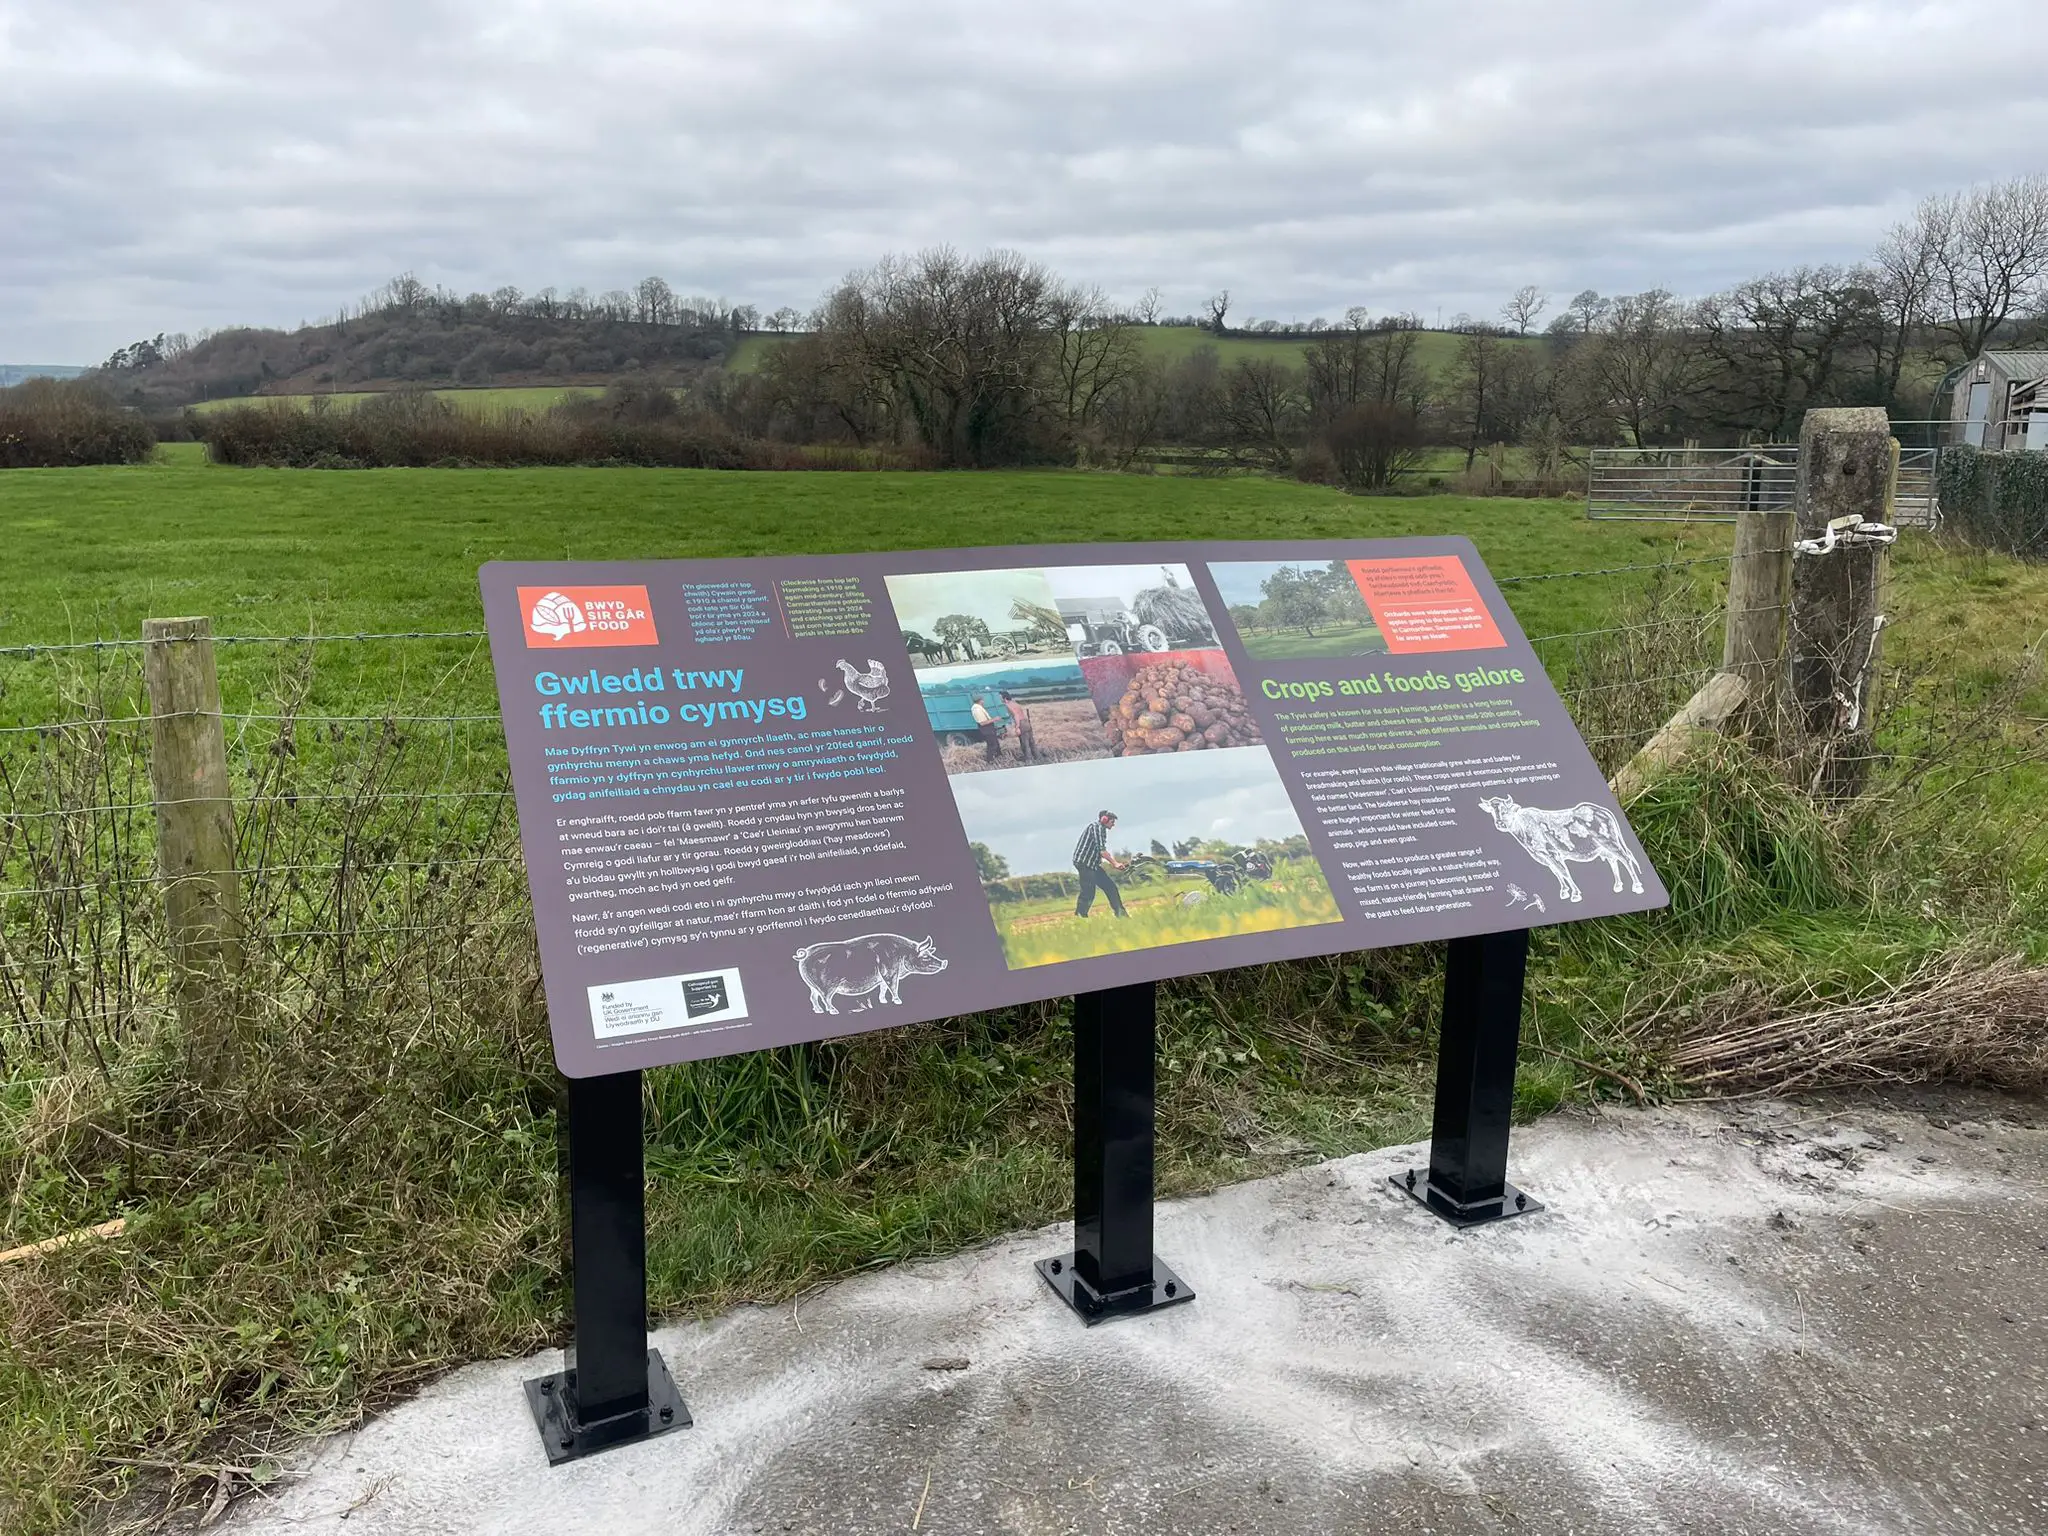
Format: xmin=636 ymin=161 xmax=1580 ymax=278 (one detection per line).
xmin=1977 ymin=351 xmax=2048 ymax=376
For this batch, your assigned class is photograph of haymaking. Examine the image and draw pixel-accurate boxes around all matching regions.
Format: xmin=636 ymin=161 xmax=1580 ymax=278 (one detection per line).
xmin=883 ymin=567 xmax=1074 ymax=669
xmin=1209 ymin=558 xmax=1389 ymax=660
xmin=949 ymin=750 xmax=1341 ymax=968
xmin=885 ymin=566 xmax=1111 ymax=774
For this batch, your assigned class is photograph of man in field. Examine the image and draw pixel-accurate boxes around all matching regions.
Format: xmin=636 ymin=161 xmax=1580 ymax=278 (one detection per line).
xmin=886 ymin=566 xmax=1113 ymax=777
xmin=1209 ymin=559 xmax=1388 ymax=660
xmin=949 ymin=750 xmax=1342 ymax=968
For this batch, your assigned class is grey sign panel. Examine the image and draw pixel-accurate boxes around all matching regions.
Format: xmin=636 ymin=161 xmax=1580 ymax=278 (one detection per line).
xmin=481 ymin=539 xmax=1667 ymax=1075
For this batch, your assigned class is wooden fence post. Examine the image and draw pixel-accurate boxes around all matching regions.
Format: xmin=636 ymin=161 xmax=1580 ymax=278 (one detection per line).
xmin=1721 ymin=503 xmax=1795 ymax=696
xmin=1785 ymin=407 xmax=1898 ymax=796
xmin=143 ymin=617 xmax=243 ymax=1083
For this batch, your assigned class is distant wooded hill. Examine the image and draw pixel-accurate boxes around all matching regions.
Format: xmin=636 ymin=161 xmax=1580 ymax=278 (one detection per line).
xmin=92 ymin=277 xmax=746 ymax=408
xmin=0 ymin=365 xmax=86 ymax=387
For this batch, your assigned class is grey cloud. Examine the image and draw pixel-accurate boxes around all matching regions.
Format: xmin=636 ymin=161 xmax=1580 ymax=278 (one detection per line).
xmin=3 ymin=0 xmax=2043 ymax=360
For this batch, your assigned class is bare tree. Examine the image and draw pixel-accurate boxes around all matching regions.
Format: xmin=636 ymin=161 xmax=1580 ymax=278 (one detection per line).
xmin=1044 ymin=285 xmax=1145 ymax=446
xmin=1205 ymin=291 xmax=1231 ymax=334
xmin=1447 ymin=328 xmax=1509 ymax=469
xmin=1585 ymin=290 xmax=1704 ymax=448
xmin=809 ymin=247 xmax=1077 ymax=465
xmin=1303 ymin=312 xmax=1431 ymax=423
xmin=1873 ymin=212 xmax=1942 ymax=402
xmin=1136 ymin=287 xmax=1163 ymax=325
xmin=1501 ymin=285 xmax=1548 ymax=335
xmin=634 ymin=276 xmax=676 ymax=326
xmin=1695 ymin=266 xmax=1881 ymax=438
xmin=1216 ymin=358 xmax=1305 ymax=469
xmin=1918 ymin=176 xmax=2048 ymax=359
xmin=1549 ymin=289 xmax=1610 ymax=339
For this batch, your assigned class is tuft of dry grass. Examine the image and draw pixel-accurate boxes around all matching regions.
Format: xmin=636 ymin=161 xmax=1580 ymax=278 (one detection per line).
xmin=1656 ymin=953 xmax=2048 ymax=1098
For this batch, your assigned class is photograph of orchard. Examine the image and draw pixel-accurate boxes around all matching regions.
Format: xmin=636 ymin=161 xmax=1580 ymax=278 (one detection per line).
xmin=949 ymin=750 xmax=1341 ymax=968
xmin=1209 ymin=558 xmax=1388 ymax=660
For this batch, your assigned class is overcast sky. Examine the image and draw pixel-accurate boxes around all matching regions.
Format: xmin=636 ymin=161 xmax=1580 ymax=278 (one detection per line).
xmin=4 ymin=0 xmax=2043 ymax=362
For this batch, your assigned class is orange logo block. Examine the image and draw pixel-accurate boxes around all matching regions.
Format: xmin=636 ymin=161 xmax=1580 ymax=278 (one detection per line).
xmin=518 ymin=586 xmax=659 ymax=648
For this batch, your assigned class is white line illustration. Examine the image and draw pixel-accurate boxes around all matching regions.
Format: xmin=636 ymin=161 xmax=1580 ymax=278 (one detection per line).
xmin=793 ymin=933 xmax=946 ymax=1014
xmin=1478 ymin=796 xmax=1644 ymax=904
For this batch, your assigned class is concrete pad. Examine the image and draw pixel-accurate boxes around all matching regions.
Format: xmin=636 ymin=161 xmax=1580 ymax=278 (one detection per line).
xmin=222 ymin=1091 xmax=2048 ymax=1535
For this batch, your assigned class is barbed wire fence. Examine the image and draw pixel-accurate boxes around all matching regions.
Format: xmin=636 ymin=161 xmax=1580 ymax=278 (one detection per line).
xmin=6 ymin=521 xmax=2027 ymax=1081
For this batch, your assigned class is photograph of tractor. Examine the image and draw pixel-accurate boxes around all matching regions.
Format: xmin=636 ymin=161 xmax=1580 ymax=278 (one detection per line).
xmin=1049 ymin=563 xmax=1221 ymax=658
xmin=1127 ymin=847 xmax=1277 ymax=898
xmin=1057 ymin=595 xmax=1169 ymax=657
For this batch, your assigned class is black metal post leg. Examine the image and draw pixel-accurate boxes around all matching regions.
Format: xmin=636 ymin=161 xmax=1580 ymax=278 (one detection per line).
xmin=525 ymin=1070 xmax=691 ymax=1463
xmin=1394 ymin=930 xmax=1546 ymax=1227
xmin=1037 ymin=982 xmax=1195 ymax=1323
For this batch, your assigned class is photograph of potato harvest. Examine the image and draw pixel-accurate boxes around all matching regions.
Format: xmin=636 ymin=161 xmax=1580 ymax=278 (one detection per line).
xmin=1081 ymin=649 xmax=1264 ymax=756
xmin=949 ymin=750 xmax=1341 ymax=968
xmin=1208 ymin=558 xmax=1388 ymax=660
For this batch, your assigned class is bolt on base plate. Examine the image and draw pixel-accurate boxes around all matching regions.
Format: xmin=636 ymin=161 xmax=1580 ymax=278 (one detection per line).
xmin=1035 ymin=1254 xmax=1195 ymax=1325
xmin=524 ymin=1349 xmax=691 ymax=1466
xmin=1390 ymin=1169 xmax=1545 ymax=1228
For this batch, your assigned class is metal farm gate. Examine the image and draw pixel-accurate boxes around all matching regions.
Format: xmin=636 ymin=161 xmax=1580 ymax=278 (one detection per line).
xmin=1587 ymin=444 xmax=1940 ymax=527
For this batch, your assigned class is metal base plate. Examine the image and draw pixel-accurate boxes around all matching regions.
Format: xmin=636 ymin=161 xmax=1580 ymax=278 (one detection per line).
xmin=1035 ymin=1254 xmax=1195 ymax=1325
xmin=524 ymin=1349 xmax=691 ymax=1466
xmin=1391 ymin=1169 xmax=1545 ymax=1228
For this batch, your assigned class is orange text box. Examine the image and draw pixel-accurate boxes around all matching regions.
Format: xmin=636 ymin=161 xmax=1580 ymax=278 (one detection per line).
xmin=1345 ymin=557 xmax=1505 ymax=653
xmin=518 ymin=585 xmax=660 ymax=648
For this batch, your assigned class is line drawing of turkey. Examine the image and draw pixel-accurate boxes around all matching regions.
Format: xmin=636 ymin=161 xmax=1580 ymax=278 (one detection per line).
xmin=823 ymin=658 xmax=890 ymax=711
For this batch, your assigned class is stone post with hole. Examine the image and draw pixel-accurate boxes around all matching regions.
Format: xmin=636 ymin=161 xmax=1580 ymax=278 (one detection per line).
xmin=1785 ymin=407 xmax=1898 ymax=796
xmin=143 ymin=616 xmax=245 ymax=1085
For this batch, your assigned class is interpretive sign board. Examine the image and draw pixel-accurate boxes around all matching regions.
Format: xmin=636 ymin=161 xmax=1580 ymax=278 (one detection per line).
xmin=481 ymin=539 xmax=1667 ymax=1076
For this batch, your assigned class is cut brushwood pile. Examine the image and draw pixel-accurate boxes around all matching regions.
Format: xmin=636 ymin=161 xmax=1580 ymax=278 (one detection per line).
xmin=1659 ymin=955 xmax=2048 ymax=1098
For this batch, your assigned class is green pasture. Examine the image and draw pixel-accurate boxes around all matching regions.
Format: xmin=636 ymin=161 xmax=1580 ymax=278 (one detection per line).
xmin=0 ymin=456 xmax=1727 ymax=678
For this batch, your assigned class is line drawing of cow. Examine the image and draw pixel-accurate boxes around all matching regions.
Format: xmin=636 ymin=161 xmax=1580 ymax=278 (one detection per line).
xmin=793 ymin=933 xmax=947 ymax=1014
xmin=1477 ymin=796 xmax=1644 ymax=904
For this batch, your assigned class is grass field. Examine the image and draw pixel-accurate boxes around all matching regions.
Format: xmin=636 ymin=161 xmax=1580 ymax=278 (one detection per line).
xmin=0 ymin=457 xmax=1727 ymax=665
xmin=2 ymin=458 xmax=2045 ymax=1532
xmin=991 ymin=858 xmax=1343 ymax=967
xmin=1236 ymin=620 xmax=1390 ymax=660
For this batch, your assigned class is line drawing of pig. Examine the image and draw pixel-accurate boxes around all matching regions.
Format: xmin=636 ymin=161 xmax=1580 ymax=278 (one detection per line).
xmin=793 ymin=933 xmax=947 ymax=1014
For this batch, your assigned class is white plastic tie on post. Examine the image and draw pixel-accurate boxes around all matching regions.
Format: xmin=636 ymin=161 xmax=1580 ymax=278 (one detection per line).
xmin=1795 ymin=514 xmax=1899 ymax=556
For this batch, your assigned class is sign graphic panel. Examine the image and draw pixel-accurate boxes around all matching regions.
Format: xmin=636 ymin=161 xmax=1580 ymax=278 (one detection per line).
xmin=481 ymin=539 xmax=1667 ymax=1075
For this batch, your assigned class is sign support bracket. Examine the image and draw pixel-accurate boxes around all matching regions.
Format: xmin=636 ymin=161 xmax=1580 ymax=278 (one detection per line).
xmin=524 ymin=1069 xmax=691 ymax=1464
xmin=1037 ymin=981 xmax=1195 ymax=1323
xmin=1395 ymin=929 xmax=1545 ymax=1226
